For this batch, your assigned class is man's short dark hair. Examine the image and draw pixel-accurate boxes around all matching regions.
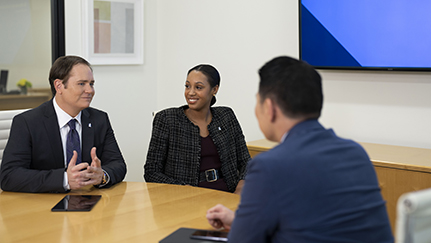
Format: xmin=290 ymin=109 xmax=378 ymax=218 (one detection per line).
xmin=49 ymin=56 xmax=92 ymax=96
xmin=258 ymin=56 xmax=323 ymax=119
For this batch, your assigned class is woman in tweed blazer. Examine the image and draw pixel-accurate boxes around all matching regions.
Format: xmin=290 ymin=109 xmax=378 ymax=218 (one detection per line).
xmin=144 ymin=64 xmax=251 ymax=194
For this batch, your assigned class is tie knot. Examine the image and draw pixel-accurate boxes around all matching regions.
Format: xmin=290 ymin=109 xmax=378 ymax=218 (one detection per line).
xmin=68 ymin=119 xmax=77 ymax=130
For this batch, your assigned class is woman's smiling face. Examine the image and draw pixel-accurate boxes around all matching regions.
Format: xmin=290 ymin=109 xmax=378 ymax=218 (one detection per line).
xmin=184 ymin=70 xmax=218 ymax=111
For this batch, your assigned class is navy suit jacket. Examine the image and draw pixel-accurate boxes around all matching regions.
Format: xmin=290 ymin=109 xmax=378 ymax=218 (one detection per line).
xmin=229 ymin=119 xmax=393 ymax=243
xmin=0 ymin=100 xmax=126 ymax=193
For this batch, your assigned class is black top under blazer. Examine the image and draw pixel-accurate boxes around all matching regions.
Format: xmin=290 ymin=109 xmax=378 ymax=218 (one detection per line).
xmin=144 ymin=106 xmax=251 ymax=192
xmin=0 ymin=100 xmax=126 ymax=193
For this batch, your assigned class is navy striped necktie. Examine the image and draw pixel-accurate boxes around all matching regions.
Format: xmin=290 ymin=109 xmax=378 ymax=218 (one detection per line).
xmin=66 ymin=119 xmax=81 ymax=165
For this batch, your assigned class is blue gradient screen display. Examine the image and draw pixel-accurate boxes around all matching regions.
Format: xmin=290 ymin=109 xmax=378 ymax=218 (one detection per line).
xmin=300 ymin=0 xmax=431 ymax=70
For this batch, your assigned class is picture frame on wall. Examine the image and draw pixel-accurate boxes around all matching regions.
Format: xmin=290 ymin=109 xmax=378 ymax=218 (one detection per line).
xmin=81 ymin=0 xmax=143 ymax=65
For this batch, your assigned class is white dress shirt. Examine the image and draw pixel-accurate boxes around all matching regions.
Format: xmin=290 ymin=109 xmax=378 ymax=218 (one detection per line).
xmin=53 ymin=97 xmax=82 ymax=190
xmin=53 ymin=98 xmax=109 ymax=190
xmin=280 ymin=132 xmax=289 ymax=143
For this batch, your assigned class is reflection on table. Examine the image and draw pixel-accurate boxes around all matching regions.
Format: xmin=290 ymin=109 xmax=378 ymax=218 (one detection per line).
xmin=0 ymin=182 xmax=240 ymax=242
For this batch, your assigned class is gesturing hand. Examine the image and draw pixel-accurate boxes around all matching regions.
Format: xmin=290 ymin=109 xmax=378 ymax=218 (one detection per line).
xmin=66 ymin=151 xmax=90 ymax=190
xmin=67 ymin=147 xmax=104 ymax=189
xmin=206 ymin=204 xmax=235 ymax=230
xmin=84 ymin=147 xmax=104 ymax=185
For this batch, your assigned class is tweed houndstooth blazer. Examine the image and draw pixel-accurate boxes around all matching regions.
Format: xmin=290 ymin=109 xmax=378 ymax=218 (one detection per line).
xmin=144 ymin=105 xmax=250 ymax=192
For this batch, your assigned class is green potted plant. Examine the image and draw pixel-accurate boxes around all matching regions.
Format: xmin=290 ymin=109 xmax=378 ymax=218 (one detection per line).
xmin=17 ymin=79 xmax=32 ymax=95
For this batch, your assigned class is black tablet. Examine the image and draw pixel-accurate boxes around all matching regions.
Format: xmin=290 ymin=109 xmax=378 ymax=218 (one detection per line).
xmin=51 ymin=195 xmax=101 ymax=212
xmin=190 ymin=229 xmax=228 ymax=242
xmin=160 ymin=228 xmax=228 ymax=243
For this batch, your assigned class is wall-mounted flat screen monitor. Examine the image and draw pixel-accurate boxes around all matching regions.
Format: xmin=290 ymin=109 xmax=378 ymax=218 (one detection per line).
xmin=299 ymin=0 xmax=431 ymax=71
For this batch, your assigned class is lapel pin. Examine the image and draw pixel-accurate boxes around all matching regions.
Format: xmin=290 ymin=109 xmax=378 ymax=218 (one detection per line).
xmin=218 ymin=127 xmax=221 ymax=130
xmin=88 ymin=123 xmax=92 ymax=128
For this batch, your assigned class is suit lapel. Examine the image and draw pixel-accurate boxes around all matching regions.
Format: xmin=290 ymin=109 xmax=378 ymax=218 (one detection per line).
xmin=81 ymin=109 xmax=94 ymax=163
xmin=43 ymin=100 xmax=65 ymax=168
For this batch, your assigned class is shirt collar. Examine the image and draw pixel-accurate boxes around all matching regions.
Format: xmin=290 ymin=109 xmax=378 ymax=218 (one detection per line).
xmin=53 ymin=96 xmax=82 ymax=128
xmin=280 ymin=132 xmax=289 ymax=143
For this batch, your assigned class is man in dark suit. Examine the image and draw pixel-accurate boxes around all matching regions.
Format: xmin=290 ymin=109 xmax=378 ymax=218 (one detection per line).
xmin=206 ymin=56 xmax=394 ymax=242
xmin=0 ymin=56 xmax=126 ymax=193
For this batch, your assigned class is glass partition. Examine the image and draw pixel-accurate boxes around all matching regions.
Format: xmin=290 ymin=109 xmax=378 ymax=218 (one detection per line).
xmin=0 ymin=0 xmax=52 ymax=92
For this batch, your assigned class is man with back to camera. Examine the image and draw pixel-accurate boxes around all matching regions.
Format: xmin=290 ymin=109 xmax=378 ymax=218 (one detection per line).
xmin=0 ymin=55 xmax=126 ymax=193
xmin=206 ymin=56 xmax=394 ymax=242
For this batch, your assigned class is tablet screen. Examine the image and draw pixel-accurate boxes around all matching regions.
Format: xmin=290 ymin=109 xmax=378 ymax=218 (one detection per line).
xmin=51 ymin=195 xmax=101 ymax=212
xmin=190 ymin=230 xmax=228 ymax=242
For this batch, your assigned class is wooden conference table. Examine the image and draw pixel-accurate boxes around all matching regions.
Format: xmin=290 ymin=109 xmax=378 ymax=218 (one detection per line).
xmin=247 ymin=139 xmax=431 ymax=233
xmin=0 ymin=182 xmax=239 ymax=242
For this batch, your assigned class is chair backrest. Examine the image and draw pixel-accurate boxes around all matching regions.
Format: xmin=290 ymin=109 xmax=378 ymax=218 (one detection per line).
xmin=396 ymin=187 xmax=431 ymax=243
xmin=0 ymin=109 xmax=28 ymax=164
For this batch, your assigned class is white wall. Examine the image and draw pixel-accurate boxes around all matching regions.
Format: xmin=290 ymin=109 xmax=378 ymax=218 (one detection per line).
xmin=65 ymin=0 xmax=158 ymax=182
xmin=320 ymin=70 xmax=431 ymax=148
xmin=65 ymin=0 xmax=431 ymax=181
xmin=156 ymin=0 xmax=297 ymax=143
